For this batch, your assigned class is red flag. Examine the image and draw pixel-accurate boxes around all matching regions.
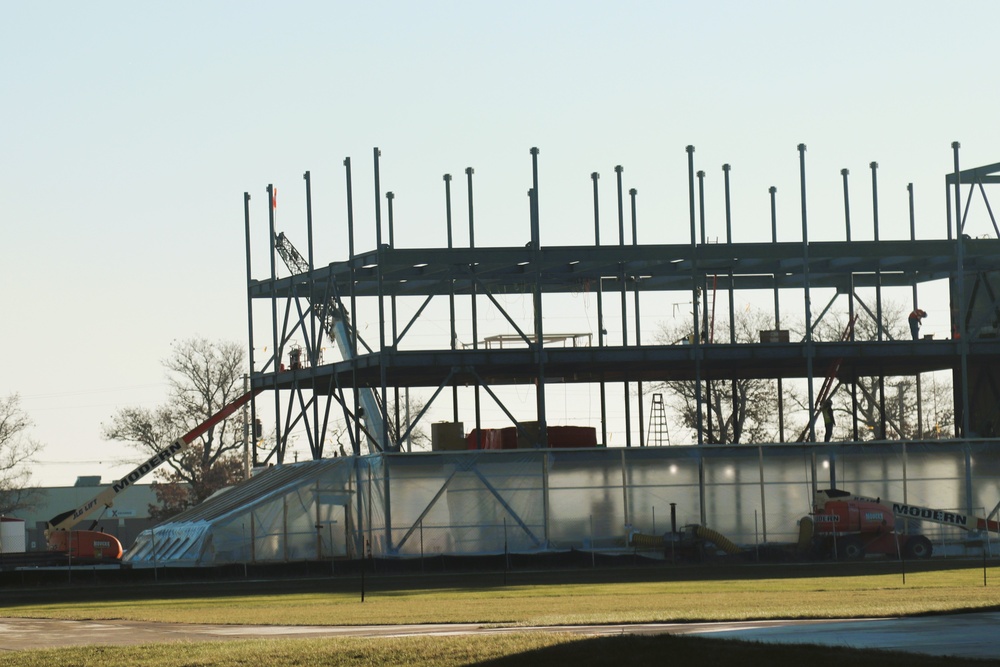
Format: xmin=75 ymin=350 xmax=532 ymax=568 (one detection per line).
xmin=272 ymin=187 xmax=278 ymax=209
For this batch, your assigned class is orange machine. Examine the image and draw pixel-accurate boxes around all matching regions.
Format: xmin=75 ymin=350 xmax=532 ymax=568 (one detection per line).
xmin=804 ymin=488 xmax=1000 ymax=560
xmin=46 ymin=529 xmax=124 ymax=560
xmin=45 ymin=388 xmax=261 ymax=561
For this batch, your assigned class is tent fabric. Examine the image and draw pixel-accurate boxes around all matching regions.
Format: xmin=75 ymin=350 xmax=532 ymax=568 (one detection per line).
xmin=123 ymin=441 xmax=995 ymax=567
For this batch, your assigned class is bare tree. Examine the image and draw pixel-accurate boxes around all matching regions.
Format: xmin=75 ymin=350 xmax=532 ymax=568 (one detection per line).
xmin=0 ymin=393 xmax=43 ymax=515
xmin=386 ymin=395 xmax=431 ymax=452
xmin=653 ymin=308 xmax=782 ymax=444
xmin=102 ymin=338 xmax=247 ymax=519
xmin=798 ymin=299 xmax=954 ymax=441
xmin=654 ymin=299 xmax=954 ymax=445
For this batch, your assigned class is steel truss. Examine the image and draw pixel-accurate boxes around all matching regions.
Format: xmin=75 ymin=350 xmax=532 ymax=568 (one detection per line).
xmin=243 ymin=144 xmax=1000 ymax=522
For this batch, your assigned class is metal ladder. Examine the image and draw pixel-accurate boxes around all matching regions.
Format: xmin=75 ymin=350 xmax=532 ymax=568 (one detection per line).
xmin=647 ymin=393 xmax=671 ymax=446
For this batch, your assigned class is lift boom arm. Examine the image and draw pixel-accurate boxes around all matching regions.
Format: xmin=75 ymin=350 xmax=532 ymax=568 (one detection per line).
xmin=46 ymin=388 xmax=262 ymax=536
xmin=273 ymin=231 xmax=390 ymax=453
xmin=817 ymin=489 xmax=1000 ymax=533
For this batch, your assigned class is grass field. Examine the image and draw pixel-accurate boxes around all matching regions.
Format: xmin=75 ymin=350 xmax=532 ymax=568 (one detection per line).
xmin=0 ymin=633 xmax=994 ymax=667
xmin=1 ymin=562 xmax=999 ymax=666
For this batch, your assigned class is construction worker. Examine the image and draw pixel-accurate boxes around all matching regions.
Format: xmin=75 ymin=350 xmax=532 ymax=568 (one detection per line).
xmin=821 ymin=399 xmax=835 ymax=443
xmin=908 ymin=308 xmax=928 ymax=340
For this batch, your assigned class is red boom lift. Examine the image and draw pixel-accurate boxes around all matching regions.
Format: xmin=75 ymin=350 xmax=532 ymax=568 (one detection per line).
xmin=44 ymin=389 xmax=261 ymax=561
xmin=804 ymin=488 xmax=1000 ymax=560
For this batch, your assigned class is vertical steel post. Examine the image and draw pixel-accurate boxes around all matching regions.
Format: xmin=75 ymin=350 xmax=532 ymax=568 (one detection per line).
xmin=616 ymin=166 xmax=628 ymax=345
xmin=530 ymin=147 xmax=547 ymax=448
xmin=243 ymin=192 xmax=259 ymax=467
xmin=615 ymin=165 xmax=631 ymax=447
xmin=842 ymin=168 xmax=852 ymax=243
xmin=305 ymin=171 xmax=315 ymax=264
xmin=724 ymin=164 xmax=735 ymax=341
xmin=724 ymin=164 xmax=738 ymax=443
xmin=387 ymin=191 xmax=400 ymax=449
xmin=687 ymin=146 xmax=703 ymax=445
xmin=373 ymin=148 xmax=389 ymax=453
xmin=267 ymin=183 xmax=283 ymax=462
xmin=909 ymin=182 xmax=923 ymax=436
xmin=630 ymin=187 xmax=644 ymax=446
xmin=444 ymin=173 xmax=459 ymax=423
xmin=842 ymin=169 xmax=859 ymax=440
xmin=466 ymin=167 xmax=483 ymax=448
xmin=952 ymin=142 xmax=973 ymax=514
xmin=871 ymin=162 xmax=884 ymax=339
xmin=770 ymin=186 xmax=785 ymax=442
xmin=697 ymin=171 xmax=707 ymax=244
xmin=697 ymin=169 xmax=713 ymax=441
xmin=592 ymin=172 xmax=608 ymax=446
xmin=945 ymin=180 xmax=954 ymax=241
xmin=687 ymin=147 xmax=706 ymax=526
xmin=871 ymin=161 xmax=887 ymax=438
xmin=798 ymin=144 xmax=816 ymax=444
xmin=344 ymin=157 xmax=361 ymax=454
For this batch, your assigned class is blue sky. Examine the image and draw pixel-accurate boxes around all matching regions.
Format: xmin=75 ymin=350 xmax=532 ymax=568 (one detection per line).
xmin=3 ymin=1 xmax=998 ymax=486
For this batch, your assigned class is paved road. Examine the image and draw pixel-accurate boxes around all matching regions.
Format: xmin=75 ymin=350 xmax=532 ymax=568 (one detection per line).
xmin=1 ymin=613 xmax=999 ymax=660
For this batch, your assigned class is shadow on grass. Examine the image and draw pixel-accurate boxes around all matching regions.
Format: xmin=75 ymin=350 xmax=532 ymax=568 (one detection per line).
xmin=472 ymin=634 xmax=990 ymax=667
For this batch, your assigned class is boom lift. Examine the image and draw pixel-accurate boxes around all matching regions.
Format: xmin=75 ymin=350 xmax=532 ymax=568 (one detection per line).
xmin=45 ymin=388 xmax=262 ymax=560
xmin=803 ymin=489 xmax=1000 ymax=560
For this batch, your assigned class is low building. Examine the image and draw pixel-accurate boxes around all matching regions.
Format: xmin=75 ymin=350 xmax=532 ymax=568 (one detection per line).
xmin=14 ymin=477 xmax=162 ymax=553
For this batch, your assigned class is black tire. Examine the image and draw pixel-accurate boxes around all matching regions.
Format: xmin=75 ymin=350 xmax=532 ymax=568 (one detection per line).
xmin=836 ymin=535 xmax=865 ymax=561
xmin=902 ymin=535 xmax=933 ymax=559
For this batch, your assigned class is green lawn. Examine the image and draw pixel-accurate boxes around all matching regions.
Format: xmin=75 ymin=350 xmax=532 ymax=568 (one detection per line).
xmin=1 ymin=563 xmax=998 ymax=667
xmin=3 ymin=564 xmax=998 ymax=626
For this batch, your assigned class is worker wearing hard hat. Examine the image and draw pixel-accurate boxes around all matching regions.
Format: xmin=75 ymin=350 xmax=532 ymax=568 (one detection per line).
xmin=908 ymin=308 xmax=927 ymax=340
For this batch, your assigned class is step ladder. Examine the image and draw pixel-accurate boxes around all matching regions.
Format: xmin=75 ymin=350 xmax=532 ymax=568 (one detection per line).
xmin=648 ymin=393 xmax=671 ymax=446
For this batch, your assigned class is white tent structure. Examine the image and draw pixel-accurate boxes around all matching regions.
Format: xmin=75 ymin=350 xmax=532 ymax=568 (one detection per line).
xmin=123 ymin=440 xmax=998 ymax=567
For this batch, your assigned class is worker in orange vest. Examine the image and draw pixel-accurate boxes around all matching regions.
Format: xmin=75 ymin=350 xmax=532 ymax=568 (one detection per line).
xmin=821 ymin=399 xmax=835 ymax=443
xmin=908 ymin=308 xmax=927 ymax=340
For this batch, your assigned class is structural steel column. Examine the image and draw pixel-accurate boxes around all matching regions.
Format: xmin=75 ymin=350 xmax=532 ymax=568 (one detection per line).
xmin=592 ymin=172 xmax=608 ymax=446
xmin=530 ymin=147 xmax=547 ymax=447
xmin=871 ymin=162 xmax=887 ymax=439
xmin=951 ymin=142 xmax=973 ymax=515
xmin=798 ymin=144 xmax=816 ymax=444
xmin=908 ymin=182 xmax=924 ymax=436
xmin=842 ymin=168 xmax=860 ymax=441
xmin=630 ymin=187 xmax=644 ymax=446
xmin=724 ymin=164 xmax=738 ymax=443
xmin=770 ymin=186 xmax=785 ymax=442
xmin=243 ymin=191 xmax=259 ymax=467
xmin=467 ymin=167 xmax=483 ymax=449
xmin=616 ymin=165 xmax=631 ymax=447
xmin=444 ymin=173 xmax=459 ymax=424
xmin=373 ymin=148 xmax=390 ymax=452
xmin=267 ymin=183 xmax=283 ymax=463
xmin=344 ymin=157 xmax=361 ymax=455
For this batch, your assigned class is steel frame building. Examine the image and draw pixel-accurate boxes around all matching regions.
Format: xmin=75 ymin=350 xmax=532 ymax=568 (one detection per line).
xmin=117 ymin=143 xmax=1000 ymax=568
xmin=242 ymin=143 xmax=1000 ymax=486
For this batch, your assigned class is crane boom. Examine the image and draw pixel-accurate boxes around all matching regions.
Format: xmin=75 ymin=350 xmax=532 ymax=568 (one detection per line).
xmin=273 ymin=231 xmax=390 ymax=453
xmin=46 ymin=388 xmax=262 ymax=536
